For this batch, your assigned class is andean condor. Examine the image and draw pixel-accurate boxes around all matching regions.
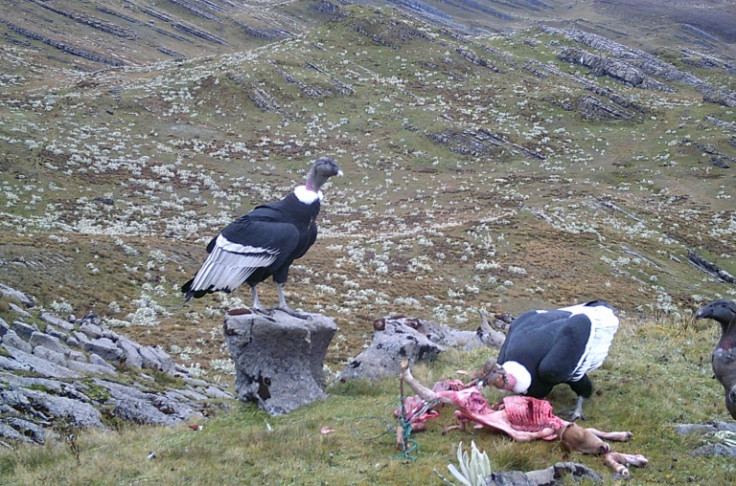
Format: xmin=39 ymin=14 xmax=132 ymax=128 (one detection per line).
xmin=696 ymin=299 xmax=736 ymax=420
xmin=475 ymin=301 xmax=619 ymax=421
xmin=181 ymin=156 xmax=343 ymax=315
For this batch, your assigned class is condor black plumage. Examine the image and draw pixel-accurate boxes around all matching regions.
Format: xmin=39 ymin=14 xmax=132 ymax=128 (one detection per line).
xmin=181 ymin=157 xmax=342 ymax=314
xmin=477 ymin=301 xmax=619 ymax=421
xmin=696 ymin=299 xmax=736 ymax=420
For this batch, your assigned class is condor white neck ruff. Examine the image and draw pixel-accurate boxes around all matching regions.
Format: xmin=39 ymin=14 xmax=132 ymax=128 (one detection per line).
xmin=502 ymin=361 xmax=532 ymax=394
xmin=294 ymin=185 xmax=323 ymax=204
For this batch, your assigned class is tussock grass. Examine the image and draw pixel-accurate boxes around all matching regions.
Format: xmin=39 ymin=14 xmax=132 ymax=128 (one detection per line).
xmin=2 ymin=316 xmax=736 ymax=485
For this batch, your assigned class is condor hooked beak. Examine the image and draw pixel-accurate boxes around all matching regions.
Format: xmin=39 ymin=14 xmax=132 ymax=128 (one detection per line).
xmin=474 ymin=358 xmax=506 ymax=388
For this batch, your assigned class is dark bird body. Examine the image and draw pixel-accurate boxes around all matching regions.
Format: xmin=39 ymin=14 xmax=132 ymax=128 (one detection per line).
xmin=181 ymin=157 xmax=342 ymax=314
xmin=477 ymin=301 xmax=619 ymax=421
xmin=696 ymin=299 xmax=736 ymax=420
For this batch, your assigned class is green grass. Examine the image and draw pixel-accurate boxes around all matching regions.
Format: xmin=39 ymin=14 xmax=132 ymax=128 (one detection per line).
xmin=1 ymin=3 xmax=736 ymax=484
xmin=2 ymin=317 xmax=736 ymax=485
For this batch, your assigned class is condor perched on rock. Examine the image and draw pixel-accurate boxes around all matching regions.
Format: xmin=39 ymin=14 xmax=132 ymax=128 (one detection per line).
xmin=182 ymin=157 xmax=342 ymax=315
xmin=475 ymin=301 xmax=619 ymax=421
xmin=696 ymin=299 xmax=736 ymax=420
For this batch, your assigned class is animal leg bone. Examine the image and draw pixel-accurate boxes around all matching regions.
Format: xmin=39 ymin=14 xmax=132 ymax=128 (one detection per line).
xmin=399 ymin=361 xmax=455 ymax=406
xmin=602 ymin=451 xmax=648 ymax=477
xmin=585 ymin=428 xmax=633 ymax=442
xmin=603 ymin=454 xmax=629 ymax=477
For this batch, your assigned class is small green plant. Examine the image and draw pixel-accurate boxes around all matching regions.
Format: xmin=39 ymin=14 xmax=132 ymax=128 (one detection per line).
xmin=447 ymin=440 xmax=492 ymax=486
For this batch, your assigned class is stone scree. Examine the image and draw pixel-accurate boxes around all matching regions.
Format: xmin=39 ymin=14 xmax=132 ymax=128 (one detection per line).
xmin=0 ymin=284 xmax=232 ymax=447
xmin=223 ymin=309 xmax=337 ymax=416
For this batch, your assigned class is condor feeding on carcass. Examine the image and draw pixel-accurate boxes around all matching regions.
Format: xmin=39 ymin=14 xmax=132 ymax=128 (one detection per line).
xmin=182 ymin=157 xmax=342 ymax=316
xmin=696 ymin=299 xmax=736 ymax=420
xmin=476 ymin=301 xmax=619 ymax=421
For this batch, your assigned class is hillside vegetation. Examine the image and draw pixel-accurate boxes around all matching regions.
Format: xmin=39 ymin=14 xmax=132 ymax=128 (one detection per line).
xmin=1 ymin=320 xmax=735 ymax=484
xmin=1 ymin=0 xmax=736 ymax=482
xmin=1 ymin=0 xmax=734 ymax=362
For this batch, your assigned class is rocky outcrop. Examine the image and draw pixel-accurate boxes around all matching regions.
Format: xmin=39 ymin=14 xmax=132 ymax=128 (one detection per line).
xmin=30 ymin=0 xmax=139 ymax=40
xmin=168 ymin=0 xmax=225 ymax=23
xmin=456 ymin=48 xmax=500 ymax=72
xmin=427 ymin=127 xmax=545 ymax=160
xmin=235 ymin=21 xmax=292 ymax=41
xmin=172 ymin=22 xmax=228 ymax=45
xmin=699 ymin=86 xmax=736 ymax=108
xmin=223 ymin=309 xmax=337 ymax=416
xmin=688 ymin=251 xmax=736 ymax=284
xmin=675 ymin=422 xmax=736 ymax=457
xmin=547 ymin=27 xmax=736 ymax=108
xmin=548 ymin=28 xmax=702 ymax=86
xmin=705 ymin=116 xmax=736 ymax=132
xmin=534 ymin=61 xmax=647 ymax=119
xmin=680 ymin=48 xmax=736 ymax=75
xmin=578 ymin=95 xmax=634 ymax=121
xmin=0 ymin=19 xmax=125 ymax=67
xmin=557 ymin=46 xmax=673 ymax=92
xmin=338 ymin=314 xmax=505 ymax=382
xmin=0 ymin=284 xmax=232 ymax=447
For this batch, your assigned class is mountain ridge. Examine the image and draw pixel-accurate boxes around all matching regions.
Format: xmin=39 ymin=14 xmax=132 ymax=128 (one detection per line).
xmin=1 ymin=1 xmax=735 ymax=371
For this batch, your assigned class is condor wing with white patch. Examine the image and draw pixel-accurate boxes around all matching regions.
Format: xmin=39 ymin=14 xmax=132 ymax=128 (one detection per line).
xmin=188 ymin=234 xmax=280 ymax=294
xmin=561 ymin=303 xmax=619 ymax=381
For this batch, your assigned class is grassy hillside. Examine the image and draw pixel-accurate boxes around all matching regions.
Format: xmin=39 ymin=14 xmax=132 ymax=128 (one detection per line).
xmin=1 ymin=2 xmax=734 ymax=365
xmin=1 ymin=0 xmax=736 ymax=482
xmin=1 ymin=318 xmax=735 ymax=484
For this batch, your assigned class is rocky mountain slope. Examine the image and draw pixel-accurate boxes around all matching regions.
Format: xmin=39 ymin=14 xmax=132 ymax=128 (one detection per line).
xmin=3 ymin=1 xmax=734 ymax=79
xmin=1 ymin=0 xmax=735 ymax=377
xmin=0 ymin=283 xmax=232 ymax=446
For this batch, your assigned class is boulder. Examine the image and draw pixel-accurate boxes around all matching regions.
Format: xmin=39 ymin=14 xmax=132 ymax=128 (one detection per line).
xmin=10 ymin=321 xmax=38 ymax=341
xmin=0 ymin=284 xmax=36 ymax=308
xmin=40 ymin=312 xmax=75 ymax=332
xmin=139 ymin=345 xmax=175 ymax=374
xmin=29 ymin=332 xmax=67 ymax=354
xmin=489 ymin=462 xmax=603 ymax=485
xmin=84 ymin=337 xmax=124 ymax=363
xmin=338 ymin=314 xmax=505 ymax=382
xmin=675 ymin=421 xmax=736 ymax=457
xmin=117 ymin=336 xmax=144 ymax=369
xmin=223 ymin=309 xmax=337 ymax=416
xmin=0 ymin=282 xmax=234 ymax=446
